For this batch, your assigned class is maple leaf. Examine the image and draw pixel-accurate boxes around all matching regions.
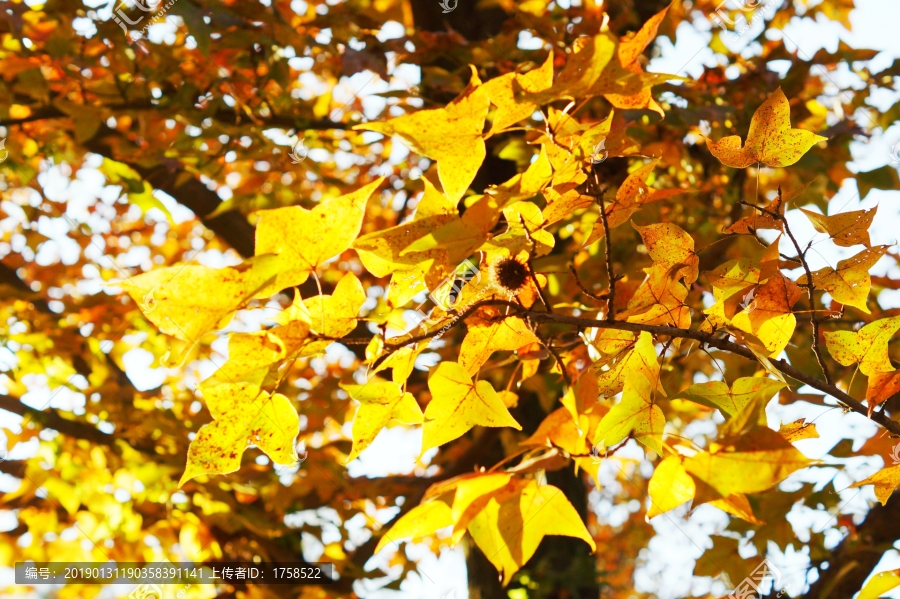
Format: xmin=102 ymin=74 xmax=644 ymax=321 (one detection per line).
xmin=706 ymin=88 xmax=828 ymax=168
xmin=117 ymin=255 xmax=282 ymax=364
xmin=374 ymin=472 xmax=513 ymax=553
xmin=459 ymin=310 xmax=540 ymax=375
xmin=731 ymin=272 xmax=802 ymax=357
xmin=684 ymin=428 xmax=812 ymax=497
xmin=778 ymin=419 xmax=819 ymax=443
xmin=850 ymin=464 xmax=900 ymax=505
xmin=676 ymin=377 xmax=786 ymax=418
xmin=467 ymin=479 xmax=596 ymax=585
xmin=355 ymin=68 xmax=489 ymax=203
xmin=866 ymin=371 xmax=900 ymax=417
xmin=799 ymin=246 xmax=888 ymax=313
xmin=482 ymin=54 xmax=554 ymax=134
xmin=824 ymin=315 xmax=900 ymax=376
xmin=254 ymin=178 xmax=384 ymax=290
xmin=523 ymin=35 xmax=617 ymax=105
xmin=180 ymin=385 xmax=300 ymax=486
xmin=800 ymin=205 xmax=877 ymax=248
xmin=593 ymin=332 xmax=665 ymax=454
xmin=340 ymin=380 xmax=423 ymax=462
xmin=632 ymin=222 xmax=699 ymax=284
xmin=422 ymin=362 xmax=521 ymax=453
xmin=647 ymin=456 xmax=696 ymax=518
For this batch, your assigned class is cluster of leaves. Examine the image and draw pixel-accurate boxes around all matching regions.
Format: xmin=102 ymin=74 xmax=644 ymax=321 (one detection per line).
xmin=4 ymin=0 xmax=900 ymax=598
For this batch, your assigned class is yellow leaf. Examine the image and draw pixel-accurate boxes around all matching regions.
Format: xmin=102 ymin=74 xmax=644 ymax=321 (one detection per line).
xmin=118 ymin=255 xmax=281 ymax=361
xmin=595 ymin=330 xmax=664 ymax=398
xmin=199 ymin=330 xmax=290 ymax=390
xmin=593 ymin=332 xmax=665 ymax=454
xmin=521 ymin=407 xmax=591 ymax=456
xmin=180 ymin=386 xmax=299 ymax=486
xmin=355 ymin=68 xmax=489 ymax=203
xmin=676 ymin=377 xmax=786 ymax=418
xmin=467 ymin=480 xmax=596 ymax=585
xmin=725 ymin=193 xmax=785 ymax=234
xmin=254 ymin=178 xmax=384 ymax=290
xmin=632 ymin=222 xmax=699 ymax=284
xmin=422 ymin=362 xmax=521 ymax=453
xmin=707 ymin=494 xmax=763 ymax=525
xmin=706 ymin=88 xmax=827 ymax=168
xmin=802 ymin=246 xmax=888 ymax=313
xmin=459 ymin=310 xmax=540 ymax=375
xmin=824 ymin=315 xmax=900 ymax=376
xmin=483 ymin=54 xmax=553 ymax=134
xmin=648 ymin=456 xmax=696 ymax=518
xmin=731 ymin=273 xmax=802 ymax=357
xmin=340 ymin=380 xmax=423 ymax=462
xmin=858 ymin=569 xmax=900 ymax=599
xmin=301 ymin=272 xmax=367 ymax=338
xmin=376 ymin=472 xmax=512 ymax=553
xmin=523 ymin=35 xmax=617 ymax=105
xmin=684 ymin=428 xmax=811 ymax=497
xmin=373 ymin=499 xmax=453 ymax=554
xmin=850 ymin=464 xmax=900 ymax=505
xmin=778 ymin=419 xmax=819 ymax=442
xmin=800 ymin=205 xmax=876 ymax=248
xmin=620 ymin=264 xmax=692 ymax=329
xmin=866 ymin=370 xmax=900 ymax=417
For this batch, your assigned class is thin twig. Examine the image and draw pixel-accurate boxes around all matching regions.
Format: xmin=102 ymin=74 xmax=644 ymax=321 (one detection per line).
xmin=519 ymin=214 xmax=553 ymax=313
xmin=590 ymin=168 xmax=616 ymax=321
xmin=744 ymin=187 xmax=832 ymax=384
xmin=569 ymin=263 xmax=607 ymax=302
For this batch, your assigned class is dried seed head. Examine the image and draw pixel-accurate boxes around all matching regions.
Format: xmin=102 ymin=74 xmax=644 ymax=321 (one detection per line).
xmin=494 ymin=257 xmax=530 ymax=292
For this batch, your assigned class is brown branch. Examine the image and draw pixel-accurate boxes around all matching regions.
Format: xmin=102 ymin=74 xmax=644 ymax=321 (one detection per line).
xmin=743 ymin=190 xmax=832 ymax=385
xmin=569 ymin=263 xmax=606 ymax=303
xmin=519 ymin=214 xmax=552 ymax=313
xmin=525 ymin=312 xmax=900 ymax=436
xmin=590 ymin=168 xmax=616 ymax=321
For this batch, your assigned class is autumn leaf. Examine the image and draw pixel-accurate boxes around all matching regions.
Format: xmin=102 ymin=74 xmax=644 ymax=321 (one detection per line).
xmin=824 ymin=315 xmax=900 ymax=376
xmin=731 ymin=273 xmax=802 ymax=357
xmin=647 ymin=456 xmax=696 ymax=518
xmin=632 ymin=222 xmax=699 ymax=284
xmin=778 ymin=419 xmax=819 ymax=443
xmin=117 ymin=255 xmax=281 ymax=363
xmin=866 ymin=371 xmax=900 ymax=417
xmin=857 ymin=569 xmax=900 ymax=599
xmin=255 ymin=178 xmax=384 ymax=290
xmin=593 ymin=333 xmax=665 ymax=454
xmin=483 ymin=54 xmax=554 ymax=134
xmin=800 ymin=246 xmax=888 ymax=313
xmin=523 ymin=35 xmax=617 ymax=105
xmin=355 ymin=68 xmax=489 ymax=203
xmin=676 ymin=377 xmax=786 ymax=418
xmin=800 ymin=205 xmax=876 ymax=248
xmin=850 ymin=464 xmax=900 ymax=505
xmin=180 ymin=385 xmax=300 ymax=486
xmin=706 ymin=88 xmax=827 ymax=168
xmin=467 ymin=479 xmax=596 ymax=585
xmin=684 ymin=427 xmax=812 ymax=497
xmin=422 ymin=362 xmax=521 ymax=453
xmin=374 ymin=472 xmax=512 ymax=553
xmin=341 ymin=380 xmax=423 ymax=462
xmin=595 ymin=330 xmax=664 ymax=398
xmin=459 ymin=311 xmax=539 ymax=375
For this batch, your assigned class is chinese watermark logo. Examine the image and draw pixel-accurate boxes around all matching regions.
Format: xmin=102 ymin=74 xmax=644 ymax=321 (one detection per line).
xmin=0 ymin=138 xmax=7 ymax=163
xmin=727 ymin=558 xmax=786 ymax=599
xmin=590 ymin=139 xmax=608 ymax=165
xmin=127 ymin=583 xmax=163 ymax=599
xmin=403 ymin=259 xmax=482 ymax=338
xmin=890 ymin=441 xmax=900 ymax=465
xmin=438 ymin=0 xmax=457 ymax=14
xmin=889 ymin=141 xmax=900 ymax=165
xmin=589 ymin=445 xmax=603 ymax=464
xmin=739 ymin=288 xmax=757 ymax=313
xmin=289 ymin=138 xmax=308 ymax=164
xmin=709 ymin=0 xmax=778 ymax=41
xmin=112 ymin=0 xmax=180 ymax=39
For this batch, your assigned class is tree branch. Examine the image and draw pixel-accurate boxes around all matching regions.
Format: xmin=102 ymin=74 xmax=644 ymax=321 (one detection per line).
xmin=743 ymin=190 xmax=832 ymax=384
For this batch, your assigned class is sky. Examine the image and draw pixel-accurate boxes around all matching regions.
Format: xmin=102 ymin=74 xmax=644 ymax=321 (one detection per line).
xmin=2 ymin=0 xmax=900 ymax=598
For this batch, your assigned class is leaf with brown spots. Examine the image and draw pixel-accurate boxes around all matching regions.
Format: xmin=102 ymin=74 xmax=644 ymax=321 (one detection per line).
xmin=706 ymin=88 xmax=827 ymax=168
